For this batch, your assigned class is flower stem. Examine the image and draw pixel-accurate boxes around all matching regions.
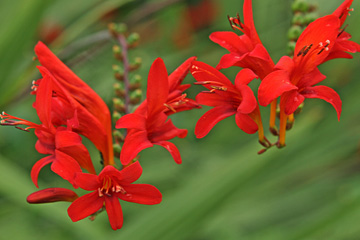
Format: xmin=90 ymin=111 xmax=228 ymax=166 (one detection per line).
xmin=116 ymin=34 xmax=131 ymax=115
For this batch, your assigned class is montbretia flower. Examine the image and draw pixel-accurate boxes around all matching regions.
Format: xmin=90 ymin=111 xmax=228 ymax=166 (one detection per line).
xmin=258 ymin=15 xmax=344 ymax=147
xmin=67 ymin=162 xmax=162 ymax=230
xmin=325 ymin=0 xmax=360 ymax=61
xmin=209 ymin=0 xmax=274 ymax=80
xmin=1 ymin=68 xmax=95 ymax=187
xmin=190 ymin=61 xmax=271 ymax=148
xmin=34 ymin=41 xmax=114 ymax=166
xmin=116 ymin=58 xmax=188 ymax=165
xmin=135 ymin=56 xmax=201 ymax=116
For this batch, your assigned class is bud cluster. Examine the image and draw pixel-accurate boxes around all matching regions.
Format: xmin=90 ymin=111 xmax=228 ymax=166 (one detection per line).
xmin=108 ymin=23 xmax=143 ymax=158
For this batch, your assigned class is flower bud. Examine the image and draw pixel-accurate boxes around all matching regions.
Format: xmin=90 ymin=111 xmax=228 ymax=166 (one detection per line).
xmin=287 ymin=25 xmax=303 ymax=41
xmin=127 ymin=32 xmax=140 ymax=48
xmin=27 ymin=188 xmax=78 ymax=204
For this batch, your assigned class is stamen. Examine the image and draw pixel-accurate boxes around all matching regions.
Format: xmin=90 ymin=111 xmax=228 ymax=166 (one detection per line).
xmin=210 ymin=86 xmax=227 ymax=91
xmin=297 ymin=45 xmax=308 ymax=57
xmin=164 ymin=103 xmax=177 ymax=113
xmin=98 ymin=188 xmax=103 ymax=197
xmin=302 ymin=44 xmax=313 ymax=56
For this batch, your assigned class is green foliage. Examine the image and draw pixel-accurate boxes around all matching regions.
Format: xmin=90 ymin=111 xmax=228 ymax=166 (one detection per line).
xmin=0 ymin=0 xmax=359 ymax=239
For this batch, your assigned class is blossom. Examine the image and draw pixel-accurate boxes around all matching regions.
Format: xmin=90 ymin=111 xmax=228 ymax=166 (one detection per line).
xmin=34 ymin=41 xmax=114 ymax=165
xmin=209 ymin=0 xmax=274 ymax=79
xmin=1 ymin=67 xmax=96 ymax=187
xmin=116 ymin=58 xmax=188 ymax=165
xmin=324 ymin=0 xmax=360 ymax=61
xmin=135 ymin=56 xmax=201 ymax=116
xmin=258 ymin=14 xmax=346 ymax=147
xmin=190 ymin=61 xmax=260 ymax=138
xmin=258 ymin=15 xmax=342 ymax=118
xmin=67 ymin=162 xmax=162 ymax=230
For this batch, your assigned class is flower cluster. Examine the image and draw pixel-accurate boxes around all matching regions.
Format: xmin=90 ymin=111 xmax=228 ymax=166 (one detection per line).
xmin=0 ymin=42 xmax=199 ymax=230
xmin=1 ymin=0 xmax=359 ymax=231
xmin=191 ymin=0 xmax=359 ymax=150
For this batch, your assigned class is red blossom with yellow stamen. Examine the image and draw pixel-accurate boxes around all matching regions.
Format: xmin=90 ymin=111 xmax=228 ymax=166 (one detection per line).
xmin=67 ymin=162 xmax=162 ymax=230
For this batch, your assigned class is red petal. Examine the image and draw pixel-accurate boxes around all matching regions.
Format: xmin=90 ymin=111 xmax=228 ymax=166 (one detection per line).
xmin=115 ymin=113 xmax=146 ymax=130
xmin=155 ymin=141 xmax=182 ymax=164
xmin=294 ymin=15 xmax=340 ymax=73
xmin=195 ymin=106 xmax=236 ymax=138
xmin=35 ymin=42 xmax=111 ymax=132
xmin=68 ymin=192 xmax=103 ymax=222
xmin=74 ymin=172 xmax=99 ymax=191
xmin=209 ymin=31 xmax=248 ymax=53
xmin=104 ymin=196 xmax=123 ymax=230
xmin=55 ymin=130 xmax=95 ymax=174
xmin=235 ymin=112 xmax=258 ymax=134
xmin=117 ymin=184 xmax=162 ymax=205
xmin=150 ymin=119 xmax=188 ymax=142
xmin=274 ymin=56 xmax=294 ymax=71
xmin=332 ymin=0 xmax=353 ymax=26
xmin=31 ymin=155 xmax=54 ymax=188
xmin=168 ymin=56 xmax=197 ymax=92
xmin=236 ymin=85 xmax=257 ymax=114
xmin=27 ymin=188 xmax=78 ymax=204
xmin=234 ymin=68 xmax=258 ymax=86
xmin=216 ymin=52 xmax=248 ymax=70
xmin=100 ymin=162 xmax=142 ymax=184
xmin=51 ymin=150 xmax=82 ymax=187
xmin=120 ymin=131 xmax=153 ymax=165
xmin=296 ymin=67 xmax=326 ymax=89
xmin=301 ymin=85 xmax=342 ymax=120
xmin=147 ymin=58 xmax=169 ymax=119
xmin=258 ymin=70 xmax=298 ymax=106
xmin=196 ymin=92 xmax=229 ymax=107
xmin=243 ymin=0 xmax=261 ymax=44
xmin=34 ymin=66 xmax=55 ymax=131
xmin=280 ymin=90 xmax=305 ymax=115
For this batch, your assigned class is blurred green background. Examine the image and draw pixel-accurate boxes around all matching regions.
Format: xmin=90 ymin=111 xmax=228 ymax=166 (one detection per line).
xmin=1 ymin=0 xmax=360 ymax=239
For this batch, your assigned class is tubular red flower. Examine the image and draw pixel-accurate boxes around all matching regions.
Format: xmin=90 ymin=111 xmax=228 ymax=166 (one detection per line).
xmin=116 ymin=58 xmax=189 ymax=165
xmin=209 ymin=0 xmax=274 ymax=79
xmin=190 ymin=61 xmax=259 ymax=137
xmin=34 ymin=42 xmax=114 ymax=166
xmin=67 ymin=162 xmax=162 ymax=230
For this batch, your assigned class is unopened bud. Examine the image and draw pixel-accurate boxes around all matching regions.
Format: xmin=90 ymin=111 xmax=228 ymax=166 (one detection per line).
xmin=292 ymin=13 xmax=306 ymax=25
xmin=130 ymin=89 xmax=142 ymax=104
xmin=113 ymin=45 xmax=123 ymax=61
xmin=127 ymin=32 xmax=140 ymax=48
xmin=287 ymin=25 xmax=303 ymax=41
xmin=129 ymin=57 xmax=142 ymax=71
xmin=113 ymin=143 xmax=122 ymax=153
xmin=287 ymin=41 xmax=297 ymax=56
xmin=294 ymin=102 xmax=304 ymax=115
xmin=113 ymin=82 xmax=125 ymax=97
xmin=113 ymin=98 xmax=125 ymax=113
xmin=112 ymin=111 xmax=122 ymax=122
xmin=291 ymin=0 xmax=310 ymax=13
xmin=113 ymin=130 xmax=125 ymax=142
xmin=304 ymin=12 xmax=318 ymax=24
xmin=113 ymin=65 xmax=124 ymax=81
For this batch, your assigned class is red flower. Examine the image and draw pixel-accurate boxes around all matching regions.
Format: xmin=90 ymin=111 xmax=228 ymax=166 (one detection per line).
xmin=258 ymin=15 xmax=342 ymax=117
xmin=1 ymin=67 xmax=96 ymax=187
xmin=258 ymin=15 xmax=345 ymax=147
xmin=190 ymin=61 xmax=259 ymax=137
xmin=135 ymin=56 xmax=201 ymax=116
xmin=34 ymin=42 xmax=114 ymax=166
xmin=116 ymin=58 xmax=188 ymax=165
xmin=325 ymin=0 xmax=360 ymax=61
xmin=209 ymin=0 xmax=274 ymax=79
xmin=67 ymin=162 xmax=162 ymax=230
